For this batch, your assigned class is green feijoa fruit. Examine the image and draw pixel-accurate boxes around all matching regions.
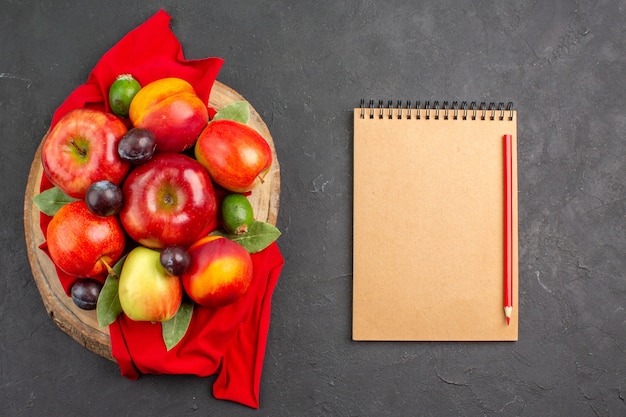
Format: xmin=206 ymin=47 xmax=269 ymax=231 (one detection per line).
xmin=221 ymin=194 xmax=254 ymax=235
xmin=109 ymin=74 xmax=141 ymax=117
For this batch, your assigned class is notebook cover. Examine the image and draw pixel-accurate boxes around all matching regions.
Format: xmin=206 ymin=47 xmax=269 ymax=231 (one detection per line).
xmin=352 ymin=105 xmax=518 ymax=341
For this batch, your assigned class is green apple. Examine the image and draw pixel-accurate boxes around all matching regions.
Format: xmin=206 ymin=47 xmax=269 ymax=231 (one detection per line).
xmin=118 ymin=246 xmax=182 ymax=322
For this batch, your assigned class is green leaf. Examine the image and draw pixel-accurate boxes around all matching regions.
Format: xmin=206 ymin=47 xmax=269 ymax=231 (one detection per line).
xmin=96 ymin=255 xmax=126 ymax=328
xmin=212 ymin=101 xmax=250 ymax=124
xmin=212 ymin=221 xmax=281 ymax=253
xmin=162 ymin=299 xmax=194 ymax=351
xmin=32 ymin=186 xmax=79 ymax=216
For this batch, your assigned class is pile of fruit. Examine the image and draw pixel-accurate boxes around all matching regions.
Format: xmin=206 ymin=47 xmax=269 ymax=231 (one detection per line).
xmin=34 ymin=75 xmax=280 ymax=349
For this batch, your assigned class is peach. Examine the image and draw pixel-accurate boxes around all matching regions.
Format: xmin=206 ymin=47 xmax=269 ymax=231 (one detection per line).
xmin=129 ymin=77 xmax=208 ymax=152
xmin=181 ymin=236 xmax=253 ymax=308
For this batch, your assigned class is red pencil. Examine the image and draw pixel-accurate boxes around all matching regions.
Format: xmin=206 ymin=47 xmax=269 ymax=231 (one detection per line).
xmin=503 ymin=134 xmax=513 ymax=325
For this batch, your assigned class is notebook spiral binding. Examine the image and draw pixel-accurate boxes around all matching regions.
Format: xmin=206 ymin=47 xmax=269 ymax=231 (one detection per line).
xmin=359 ymin=99 xmax=514 ymax=121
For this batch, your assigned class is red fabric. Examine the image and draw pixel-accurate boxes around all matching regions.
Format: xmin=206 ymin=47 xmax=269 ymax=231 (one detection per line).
xmin=50 ymin=9 xmax=223 ymax=128
xmin=38 ymin=9 xmax=285 ymax=408
xmin=109 ymin=243 xmax=284 ymax=408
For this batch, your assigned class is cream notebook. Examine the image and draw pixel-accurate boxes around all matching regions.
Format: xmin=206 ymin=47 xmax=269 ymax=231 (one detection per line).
xmin=352 ymin=100 xmax=518 ymax=341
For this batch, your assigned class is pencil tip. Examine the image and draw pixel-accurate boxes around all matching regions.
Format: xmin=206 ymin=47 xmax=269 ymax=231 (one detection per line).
xmin=504 ymin=306 xmax=512 ymax=326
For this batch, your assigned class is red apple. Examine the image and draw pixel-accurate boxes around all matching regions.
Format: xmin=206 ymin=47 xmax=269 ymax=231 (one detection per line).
xmin=181 ymin=236 xmax=253 ymax=308
xmin=119 ymin=153 xmax=217 ymax=249
xmin=194 ymin=119 xmax=272 ymax=193
xmin=118 ymin=246 xmax=182 ymax=322
xmin=46 ymin=200 xmax=125 ymax=277
xmin=41 ymin=108 xmax=130 ymax=199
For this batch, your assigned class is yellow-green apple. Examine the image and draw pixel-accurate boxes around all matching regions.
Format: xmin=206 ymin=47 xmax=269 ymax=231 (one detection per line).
xmin=194 ymin=119 xmax=272 ymax=193
xmin=119 ymin=153 xmax=217 ymax=249
xmin=118 ymin=246 xmax=182 ymax=322
xmin=129 ymin=77 xmax=209 ymax=152
xmin=41 ymin=108 xmax=130 ymax=199
xmin=181 ymin=235 xmax=253 ymax=308
xmin=46 ymin=200 xmax=125 ymax=277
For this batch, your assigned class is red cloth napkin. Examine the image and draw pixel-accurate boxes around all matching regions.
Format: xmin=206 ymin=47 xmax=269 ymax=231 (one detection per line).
xmin=50 ymin=9 xmax=223 ymax=126
xmin=109 ymin=243 xmax=283 ymax=408
xmin=38 ymin=9 xmax=284 ymax=409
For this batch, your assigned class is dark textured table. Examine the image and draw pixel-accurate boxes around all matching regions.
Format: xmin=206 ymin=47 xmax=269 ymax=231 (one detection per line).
xmin=2 ymin=1 xmax=624 ymax=416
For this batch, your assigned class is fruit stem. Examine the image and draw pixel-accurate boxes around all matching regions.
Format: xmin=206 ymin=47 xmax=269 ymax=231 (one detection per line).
xmin=116 ymin=73 xmax=134 ymax=81
xmin=70 ymin=140 xmax=87 ymax=157
xmin=99 ymin=258 xmax=117 ymax=278
xmin=257 ymin=171 xmax=268 ymax=185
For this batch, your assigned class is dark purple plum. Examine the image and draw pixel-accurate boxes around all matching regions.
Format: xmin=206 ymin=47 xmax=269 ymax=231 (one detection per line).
xmin=71 ymin=279 xmax=103 ymax=310
xmin=85 ymin=180 xmax=123 ymax=216
xmin=117 ymin=127 xmax=157 ymax=164
xmin=160 ymin=245 xmax=191 ymax=276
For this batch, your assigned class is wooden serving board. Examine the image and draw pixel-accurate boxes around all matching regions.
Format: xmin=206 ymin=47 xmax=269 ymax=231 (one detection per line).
xmin=23 ymin=81 xmax=280 ymax=361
